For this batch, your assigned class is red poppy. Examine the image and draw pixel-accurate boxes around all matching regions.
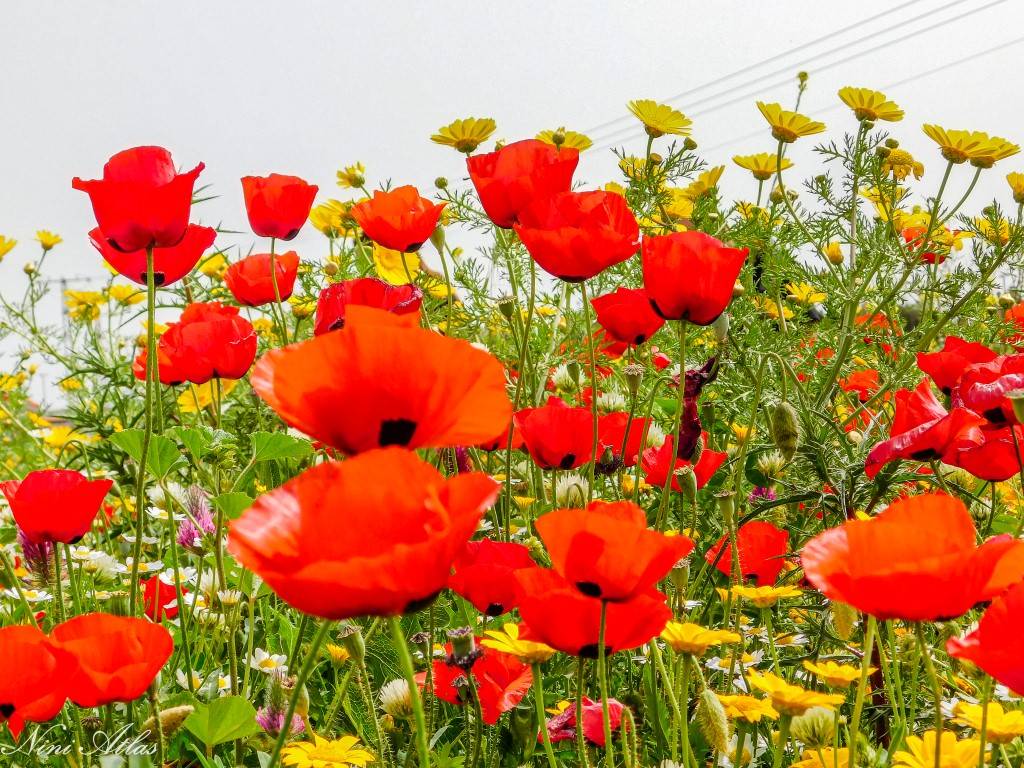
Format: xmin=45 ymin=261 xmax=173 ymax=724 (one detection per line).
xmin=229 ymin=448 xmax=498 ymax=618
xmin=73 ymin=146 xmax=204 ymax=253
xmin=591 ymin=287 xmax=665 ymax=347
xmin=536 ymin=501 xmax=693 ymax=601
xmin=597 ymin=412 xmax=650 ymax=470
xmin=449 ymin=539 xmax=536 ymax=616
xmin=902 ymin=226 xmax=959 ymax=264
xmin=801 ymin=492 xmax=1024 ymax=621
xmin=855 ymin=311 xmax=902 ymax=357
xmin=705 ymin=520 xmax=790 ymax=586
xmin=641 ymin=434 xmax=727 ymax=492
xmin=0 ymin=469 xmax=113 ymax=545
xmin=864 ymin=379 xmax=985 ymax=478
xmin=948 ymin=424 xmax=1024 ymax=482
xmin=1005 ymin=302 xmax=1024 ymax=348
xmin=313 ymin=277 xmax=423 ymax=335
xmin=515 ymin=399 xmax=595 ymax=470
xmin=513 ymin=191 xmax=640 ymax=282
xmin=515 ymin=567 xmax=670 ymax=657
xmin=466 ymin=139 xmax=579 ymax=228
xmin=241 ymin=174 xmax=318 ymax=240
xmin=224 ymin=251 xmax=300 ymax=307
xmin=545 ymin=697 xmax=626 ymax=747
xmin=641 ymin=231 xmax=748 ymax=324
xmin=839 ymin=369 xmax=880 ymax=403
xmin=51 ymin=613 xmax=173 ymax=707
xmin=135 ymin=302 xmax=258 ymax=385
xmin=477 ymin=420 xmax=525 ymax=452
xmin=351 ymin=185 xmax=445 ymax=252
xmin=251 ymin=308 xmax=511 ymax=454
xmin=947 ymin=581 xmax=1024 ymax=695
xmin=88 ymin=224 xmax=216 ymax=287
xmin=676 ymin=356 xmax=719 ymax=460
xmin=142 ymin=575 xmax=185 ymax=621
xmin=956 ymin=355 xmax=1024 ymax=425
xmin=916 ymin=336 xmax=997 ymax=395
xmin=428 ymin=644 xmax=532 ymax=725
xmin=0 ymin=625 xmax=72 ymax=740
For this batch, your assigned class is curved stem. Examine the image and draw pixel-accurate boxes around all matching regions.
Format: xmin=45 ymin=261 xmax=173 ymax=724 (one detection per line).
xmin=581 ymin=281 xmax=600 ymax=502
xmin=267 ymin=620 xmax=331 ymax=768
xmin=915 ymin=623 xmax=944 ymax=768
xmin=389 ymin=616 xmax=431 ymax=768
xmin=597 ymin=601 xmax=615 ymax=766
xmin=846 ymin=615 xmax=876 ymax=768
xmin=532 ymin=663 xmax=559 ymax=768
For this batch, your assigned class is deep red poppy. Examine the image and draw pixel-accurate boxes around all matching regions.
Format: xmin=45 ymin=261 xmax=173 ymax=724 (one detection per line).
xmin=251 ymin=308 xmax=511 ymax=454
xmin=801 ymin=492 xmax=1024 ymax=621
xmin=545 ymin=697 xmax=626 ymax=747
xmin=838 ymin=369 xmax=880 ymax=403
xmin=705 ymin=520 xmax=790 ymax=586
xmin=641 ymin=231 xmax=748 ymax=324
xmin=0 ymin=625 xmax=72 ymax=740
xmin=449 ymin=539 xmax=536 ymax=616
xmin=591 ymin=287 xmax=665 ymax=347
xmin=515 ymin=398 xmax=595 ymax=470
xmin=676 ymin=356 xmax=719 ymax=460
xmin=515 ymin=567 xmax=670 ymax=657
xmin=229 ymin=448 xmax=498 ymax=618
xmin=0 ymin=469 xmax=113 ymax=545
xmin=864 ymin=379 xmax=985 ymax=478
xmin=51 ymin=613 xmax=173 ymax=707
xmin=1005 ymin=302 xmax=1024 ymax=349
xmin=88 ymin=224 xmax=216 ymax=287
xmin=947 ymin=581 xmax=1024 ymax=695
xmin=513 ymin=191 xmax=640 ymax=282
xmin=73 ymin=146 xmax=204 ymax=253
xmin=224 ymin=251 xmax=300 ymax=307
xmin=427 ymin=644 xmax=532 ymax=725
xmin=536 ymin=500 xmax=693 ymax=601
xmin=142 ymin=575 xmax=185 ymax=621
xmin=134 ymin=302 xmax=258 ymax=385
xmin=641 ymin=434 xmax=727 ymax=492
xmin=597 ymin=412 xmax=650 ymax=470
xmin=956 ymin=355 xmax=1024 ymax=425
xmin=313 ymin=277 xmax=423 ymax=336
xmin=466 ymin=139 xmax=579 ymax=228
xmin=916 ymin=336 xmax=997 ymax=395
xmin=477 ymin=420 xmax=525 ymax=453
xmin=351 ymin=185 xmax=445 ymax=252
xmin=241 ymin=174 xmax=319 ymax=240
xmin=947 ymin=424 xmax=1024 ymax=482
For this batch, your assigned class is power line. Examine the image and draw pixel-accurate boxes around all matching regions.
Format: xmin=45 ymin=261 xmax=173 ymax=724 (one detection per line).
xmin=699 ymin=34 xmax=1024 ymax=155
xmin=582 ymin=0 xmax=935 ymax=139
xmin=592 ymin=0 xmax=1008 ymax=151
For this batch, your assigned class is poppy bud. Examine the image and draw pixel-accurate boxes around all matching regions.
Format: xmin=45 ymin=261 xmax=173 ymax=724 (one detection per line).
xmin=716 ymin=491 xmax=735 ymax=526
xmin=566 ymin=361 xmax=582 ymax=389
xmin=732 ymin=281 xmax=745 ymax=298
xmin=674 ymin=465 xmax=697 ymax=503
xmin=409 ymin=631 xmax=432 ymax=659
xmin=696 ymin=686 xmax=731 ymax=753
xmin=624 ymin=363 xmax=644 ymax=398
xmin=446 ymin=627 xmax=481 ymax=670
xmin=429 ymin=224 xmax=446 ymax=254
xmin=689 ymin=433 xmax=705 ymax=466
xmin=497 ymin=296 xmax=516 ymax=319
xmin=770 ymin=401 xmax=800 ymax=461
xmin=669 ymin=557 xmax=690 ymax=593
xmin=435 ymin=176 xmax=449 ymax=190
xmin=280 ymin=674 xmax=310 ymax=718
xmin=338 ymin=622 xmax=366 ymax=663
xmin=711 ymin=313 xmax=729 ymax=344
xmin=791 ymin=706 xmax=834 ymax=748
xmin=829 ymin=601 xmax=858 ymax=641
xmin=683 ymin=138 xmax=698 ymax=151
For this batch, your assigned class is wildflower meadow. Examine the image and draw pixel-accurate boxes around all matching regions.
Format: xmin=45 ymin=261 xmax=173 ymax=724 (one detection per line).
xmin=5 ymin=79 xmax=1024 ymax=768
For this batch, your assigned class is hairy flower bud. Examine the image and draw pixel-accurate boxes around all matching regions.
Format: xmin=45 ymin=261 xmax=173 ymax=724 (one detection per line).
xmin=770 ymin=401 xmax=800 ymax=462
xmin=696 ymin=687 xmax=731 ymax=753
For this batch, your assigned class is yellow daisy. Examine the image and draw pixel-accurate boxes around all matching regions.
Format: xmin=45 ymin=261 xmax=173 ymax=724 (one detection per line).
xmin=0 ymin=235 xmax=16 ymax=260
xmin=756 ymin=102 xmax=826 ymax=143
xmin=801 ymin=660 xmax=871 ymax=689
xmin=660 ymin=621 xmax=741 ymax=656
xmin=1007 ymin=171 xmax=1024 ymax=204
xmin=882 ymin=148 xmax=924 ymax=181
xmin=281 ymin=735 xmax=374 ymax=768
xmin=536 ymin=128 xmax=593 ymax=151
xmin=746 ymin=671 xmax=844 ymax=716
xmin=682 ymin=166 xmax=725 ymax=200
xmin=893 ymin=731 xmax=984 ymax=768
xmin=199 ymin=253 xmax=228 ymax=279
xmin=730 ymin=584 xmax=803 ymax=608
xmin=717 ymin=694 xmax=780 ymax=722
xmin=373 ymin=244 xmax=420 ymax=285
xmin=107 ymin=284 xmax=144 ymax=306
xmin=733 ymin=153 xmax=793 ymax=181
xmin=627 ymin=99 xmax=693 ymax=138
xmin=336 ymin=162 xmax=366 ymax=189
xmin=837 ymin=87 xmax=903 ymax=122
xmin=953 ymin=702 xmax=1024 ymax=744
xmin=792 ymin=748 xmax=850 ymax=768
xmin=431 ymin=117 xmax=497 ymax=154
xmin=481 ymin=623 xmax=555 ymax=663
xmin=922 ymin=125 xmax=1020 ymax=167
xmin=35 ymin=230 xmax=62 ymax=251
xmin=786 ymin=282 xmax=826 ymax=306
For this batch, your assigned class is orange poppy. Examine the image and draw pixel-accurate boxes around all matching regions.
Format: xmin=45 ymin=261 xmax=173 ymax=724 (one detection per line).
xmin=0 ymin=625 xmax=72 ymax=740
xmin=801 ymin=493 xmax=1024 ymax=621
xmin=250 ymin=307 xmax=512 ymax=454
xmin=228 ymin=448 xmax=500 ymax=619
xmin=351 ymin=185 xmax=445 ymax=252
xmin=536 ymin=501 xmax=693 ymax=601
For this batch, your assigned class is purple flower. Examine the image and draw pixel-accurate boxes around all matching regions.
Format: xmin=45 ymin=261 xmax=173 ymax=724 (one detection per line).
xmin=255 ymin=706 xmax=305 ymax=737
xmin=748 ymin=486 xmax=777 ymax=504
xmin=17 ymin=527 xmax=53 ymax=580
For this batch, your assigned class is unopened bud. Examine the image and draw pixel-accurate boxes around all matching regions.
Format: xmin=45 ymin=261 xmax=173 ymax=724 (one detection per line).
xmin=141 ymin=705 xmax=195 ymax=741
xmin=711 ymin=313 xmax=730 ymax=344
xmin=497 ymin=296 xmax=516 ymax=319
xmin=770 ymin=401 xmax=800 ymax=462
xmin=435 ymin=176 xmax=449 ymax=189
xmin=791 ymin=706 xmax=835 ymax=748
xmin=324 ymin=261 xmax=339 ymax=277
xmin=716 ymin=491 xmax=735 ymax=526
xmin=674 ymin=465 xmax=697 ymax=502
xmin=1007 ymin=390 xmax=1024 ymax=424
xmin=624 ymin=363 xmax=644 ymax=398
xmin=429 ymin=224 xmax=446 ymax=253
xmin=696 ymin=687 xmax=731 ymax=753
xmin=338 ymin=622 xmax=366 ymax=663
xmin=683 ymin=138 xmax=698 ymax=152
xmin=885 ymin=138 xmax=900 ymax=149
xmin=829 ymin=601 xmax=858 ymax=641
xmin=732 ymin=281 xmax=745 ymax=298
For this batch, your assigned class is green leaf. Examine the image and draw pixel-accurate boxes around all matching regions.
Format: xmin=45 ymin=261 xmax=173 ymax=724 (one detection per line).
xmin=250 ymin=431 xmax=312 ymax=462
xmin=183 ymin=695 xmax=262 ymax=747
xmin=213 ymin=492 xmax=254 ymax=520
xmin=109 ymin=429 xmax=146 ymax=462
xmin=110 ymin=429 xmax=185 ymax=478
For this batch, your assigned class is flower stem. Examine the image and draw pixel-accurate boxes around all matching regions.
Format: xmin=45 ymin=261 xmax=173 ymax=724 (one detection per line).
xmin=597 ymin=600 xmax=615 ymax=766
xmin=580 ymin=280 xmax=600 ymax=503
xmin=389 ymin=616 xmax=432 ymax=768
xmin=915 ymin=622 xmax=944 ymax=768
xmin=268 ymin=620 xmax=331 ymax=768
xmin=532 ymin=663 xmax=559 ymax=768
xmin=847 ymin=614 xmax=876 ymax=768
xmin=657 ymin=320 xmax=687 ymax=531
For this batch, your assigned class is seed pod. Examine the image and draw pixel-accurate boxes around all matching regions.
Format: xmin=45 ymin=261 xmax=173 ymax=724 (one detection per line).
xmin=829 ymin=601 xmax=858 ymax=641
xmin=674 ymin=465 xmax=697 ymax=503
xmin=770 ymin=401 xmax=800 ymax=461
xmin=696 ymin=687 xmax=731 ymax=754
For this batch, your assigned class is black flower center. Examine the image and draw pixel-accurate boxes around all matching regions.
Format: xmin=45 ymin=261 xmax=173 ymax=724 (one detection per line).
xmin=379 ymin=418 xmax=417 ymax=447
xmin=558 ymin=453 xmax=577 ymax=470
xmin=0 ymin=703 xmax=14 ymax=718
xmin=576 ymin=581 xmax=602 ymax=598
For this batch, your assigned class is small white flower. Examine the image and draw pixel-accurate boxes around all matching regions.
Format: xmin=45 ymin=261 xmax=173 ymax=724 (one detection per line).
xmin=69 ymin=545 xmax=95 ymax=561
xmin=379 ymin=679 xmax=413 ymax=719
xmin=116 ymin=558 xmax=163 ymax=575
xmin=250 ymin=648 xmax=287 ymax=674
xmin=596 ymin=388 xmax=627 ymax=412
xmin=176 ymin=670 xmax=204 ymax=691
xmin=554 ymin=473 xmax=589 ymax=508
xmin=8 ymin=588 xmax=52 ymax=602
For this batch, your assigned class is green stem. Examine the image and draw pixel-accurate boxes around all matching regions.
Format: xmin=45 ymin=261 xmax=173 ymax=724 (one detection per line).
xmin=532 ymin=663 xmax=559 ymax=768
xmin=389 ymin=616 xmax=431 ymax=768
xmin=580 ymin=281 xmax=600 ymax=503
xmin=847 ymin=615 xmax=876 ymax=768
xmin=915 ymin=623 xmax=944 ymax=768
xmin=657 ymin=321 xmax=687 ymax=531
xmin=267 ymin=621 xmax=331 ymax=768
xmin=597 ymin=601 xmax=615 ymax=766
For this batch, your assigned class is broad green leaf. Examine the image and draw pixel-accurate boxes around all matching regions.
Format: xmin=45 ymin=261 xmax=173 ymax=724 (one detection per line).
xmin=110 ymin=430 xmax=185 ymax=478
xmin=213 ymin=492 xmax=254 ymax=520
xmin=250 ymin=431 xmax=312 ymax=462
xmin=183 ymin=695 xmax=262 ymax=747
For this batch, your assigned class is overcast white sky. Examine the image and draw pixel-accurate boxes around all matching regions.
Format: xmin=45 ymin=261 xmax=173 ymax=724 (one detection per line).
xmin=1 ymin=0 xmax=1022 ymax=368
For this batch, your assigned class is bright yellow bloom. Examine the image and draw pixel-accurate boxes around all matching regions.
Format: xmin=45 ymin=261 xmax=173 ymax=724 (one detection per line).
xmin=861 ymin=185 xmax=905 ymax=222
xmin=682 ymin=166 xmax=725 ymax=200
xmin=792 ymin=748 xmax=850 ymax=768
xmin=731 ymin=423 xmax=754 ymax=442
xmin=324 ymin=644 xmax=351 ymax=666
xmin=661 ymin=188 xmax=695 ymax=225
xmin=922 ymin=125 xmax=1020 ymax=167
xmin=281 ymin=735 xmax=374 ymax=768
xmin=802 ymin=660 xmax=871 ymax=689
xmin=43 ymin=425 xmax=98 ymax=450
xmin=35 ymin=230 xmax=62 ymax=251
xmin=310 ymin=199 xmax=354 ymax=237
xmin=289 ymin=295 xmax=316 ymax=318
xmin=536 ymin=128 xmax=593 ymax=151
xmin=786 ymin=282 xmax=826 ymax=306
xmin=336 ymin=163 xmax=366 ymax=189
xmin=747 ymin=671 xmax=844 ymax=715
xmin=975 ymin=217 xmax=1011 ymax=246
xmin=730 ymin=584 xmax=803 ymax=608
xmin=756 ymin=102 xmax=826 ymax=143
xmin=733 ymin=153 xmax=793 ymax=181
xmin=661 ymin=621 xmax=740 ymax=656
xmin=431 ymin=117 xmax=497 ymax=154
xmin=107 ymin=284 xmax=144 ymax=306
xmin=65 ymin=290 xmax=105 ymax=321
xmin=373 ymin=245 xmax=420 ymax=285
xmin=716 ymin=694 xmax=779 ymax=722
xmin=1007 ymin=172 xmax=1024 ymax=204
xmin=627 ymin=99 xmax=692 ymax=138
xmin=953 ymin=702 xmax=1024 ymax=743
xmin=0 ymin=236 xmax=16 ymax=260
xmin=619 ymin=156 xmax=657 ymax=180
xmin=825 ymin=241 xmax=844 ymax=264
xmin=837 ymin=87 xmax=903 ymax=122
xmin=753 ymin=295 xmax=795 ymax=321
xmin=481 ymin=623 xmax=556 ymax=663
xmin=0 ymin=372 xmax=26 ymax=392
xmin=59 ymin=378 xmax=83 ymax=392
xmin=882 ymin=148 xmax=924 ymax=181
xmin=893 ymin=731 xmax=985 ymax=768
xmin=178 ymin=379 xmax=238 ymax=414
